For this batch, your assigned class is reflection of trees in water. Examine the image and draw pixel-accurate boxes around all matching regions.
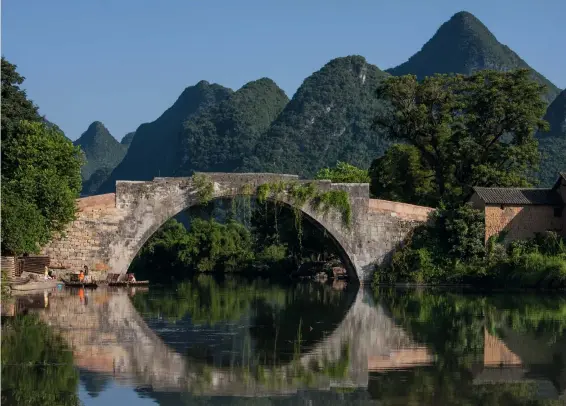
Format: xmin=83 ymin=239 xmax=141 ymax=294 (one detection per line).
xmin=131 ymin=275 xmax=288 ymax=324
xmin=372 ymin=288 xmax=566 ymax=405
xmin=137 ymin=387 xmax=377 ymax=406
xmin=132 ymin=275 xmax=357 ymax=370
xmin=369 ymin=370 xmax=559 ymax=406
xmin=249 ymin=282 xmax=356 ymax=364
xmin=1 ymin=313 xmax=80 ymax=406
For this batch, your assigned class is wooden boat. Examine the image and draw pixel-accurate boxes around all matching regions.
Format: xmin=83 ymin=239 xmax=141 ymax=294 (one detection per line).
xmin=108 ymin=280 xmax=149 ymax=287
xmin=62 ymin=279 xmax=98 ymax=288
xmin=11 ymin=280 xmax=61 ymax=291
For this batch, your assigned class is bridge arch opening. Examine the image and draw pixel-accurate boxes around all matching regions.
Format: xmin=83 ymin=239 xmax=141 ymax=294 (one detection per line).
xmin=126 ymin=192 xmax=359 ymax=283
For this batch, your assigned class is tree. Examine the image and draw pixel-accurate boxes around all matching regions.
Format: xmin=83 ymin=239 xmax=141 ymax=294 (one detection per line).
xmin=1 ymin=121 xmax=83 ymax=255
xmin=1 ymin=58 xmax=83 ymax=255
xmin=369 ymin=144 xmax=435 ymax=205
xmin=315 ymin=161 xmax=370 ymax=183
xmin=372 ymin=69 xmax=549 ymax=206
xmin=1 ymin=57 xmax=41 ymax=138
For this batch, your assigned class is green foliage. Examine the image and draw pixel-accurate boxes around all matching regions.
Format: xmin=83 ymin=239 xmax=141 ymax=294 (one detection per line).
xmin=373 ymin=69 xmax=549 ymax=206
xmin=257 ymin=181 xmax=352 ymax=228
xmin=537 ymin=89 xmax=566 ymax=186
xmin=1 ymin=59 xmax=82 ymax=255
xmin=192 ymin=173 xmax=214 ymax=205
xmin=1 ymin=120 xmax=83 ymax=256
xmin=255 ymin=243 xmax=288 ymax=263
xmin=439 ymin=204 xmax=486 ymax=261
xmin=1 ymin=313 xmax=80 ymax=406
xmin=178 ymin=78 xmax=289 ymax=174
xmin=374 ymin=204 xmax=486 ymax=284
xmin=73 ymin=121 xmax=128 ymax=194
xmin=314 ymin=161 xmax=370 ymax=183
xmin=131 ymin=218 xmax=255 ymax=280
xmin=374 ymin=203 xmax=566 ymax=288
xmin=369 ymin=144 xmax=435 ymax=205
xmin=1 ymin=57 xmax=42 ymax=139
xmin=386 ymin=11 xmax=561 ymax=104
xmin=242 ymin=56 xmax=392 ymax=177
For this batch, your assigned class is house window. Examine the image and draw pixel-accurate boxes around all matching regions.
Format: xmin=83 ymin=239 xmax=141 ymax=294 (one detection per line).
xmin=554 ymin=207 xmax=563 ymax=217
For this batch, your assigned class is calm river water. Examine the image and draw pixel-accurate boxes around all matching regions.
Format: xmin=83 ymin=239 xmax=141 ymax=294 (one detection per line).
xmin=2 ymin=275 xmax=566 ymax=405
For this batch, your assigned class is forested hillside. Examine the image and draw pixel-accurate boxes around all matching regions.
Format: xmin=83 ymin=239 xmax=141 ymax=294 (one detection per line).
xmin=241 ymin=56 xmax=391 ymax=177
xmin=537 ymin=90 xmax=566 ymax=185
xmin=73 ymin=121 xmax=127 ymax=188
xmin=79 ymin=11 xmax=562 ymax=194
xmin=97 ymin=81 xmax=233 ymax=193
xmin=176 ymin=78 xmax=289 ymax=175
xmin=387 ymin=11 xmax=561 ymax=104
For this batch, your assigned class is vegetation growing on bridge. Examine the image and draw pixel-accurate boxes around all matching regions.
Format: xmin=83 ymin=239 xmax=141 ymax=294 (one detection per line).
xmin=314 ymin=161 xmax=371 ymax=184
xmin=256 ymin=181 xmax=352 ymax=228
xmin=191 ymin=173 xmax=215 ymax=204
xmin=190 ymin=174 xmax=352 ymax=230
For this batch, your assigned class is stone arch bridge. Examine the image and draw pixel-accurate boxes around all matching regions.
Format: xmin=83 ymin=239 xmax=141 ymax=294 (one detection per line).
xmin=42 ymin=173 xmax=433 ymax=283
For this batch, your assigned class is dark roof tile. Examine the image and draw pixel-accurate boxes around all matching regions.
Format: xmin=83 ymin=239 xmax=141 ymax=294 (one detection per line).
xmin=472 ymin=187 xmax=564 ymax=205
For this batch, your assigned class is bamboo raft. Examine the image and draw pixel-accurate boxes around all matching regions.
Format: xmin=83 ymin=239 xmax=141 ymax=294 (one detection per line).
xmin=62 ymin=280 xmax=98 ymax=288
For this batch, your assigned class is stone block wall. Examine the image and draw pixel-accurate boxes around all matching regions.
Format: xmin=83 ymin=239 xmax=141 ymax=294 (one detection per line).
xmin=484 ymin=205 xmax=565 ymax=243
xmin=41 ymin=193 xmax=128 ymax=274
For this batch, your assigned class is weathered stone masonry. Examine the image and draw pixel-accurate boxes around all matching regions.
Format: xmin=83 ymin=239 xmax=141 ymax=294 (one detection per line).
xmin=42 ymin=173 xmax=433 ymax=283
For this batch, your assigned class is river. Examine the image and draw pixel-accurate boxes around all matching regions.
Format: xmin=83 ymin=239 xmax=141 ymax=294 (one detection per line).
xmin=2 ymin=276 xmax=565 ymax=405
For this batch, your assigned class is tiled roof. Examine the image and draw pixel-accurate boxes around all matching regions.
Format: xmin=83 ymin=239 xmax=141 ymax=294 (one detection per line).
xmin=472 ymin=187 xmax=564 ymax=205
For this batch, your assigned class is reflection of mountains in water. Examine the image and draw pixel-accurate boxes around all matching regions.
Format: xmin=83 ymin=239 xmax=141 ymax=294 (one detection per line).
xmin=140 ymin=280 xmax=358 ymax=368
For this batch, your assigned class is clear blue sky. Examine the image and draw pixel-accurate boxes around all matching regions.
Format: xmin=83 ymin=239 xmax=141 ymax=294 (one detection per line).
xmin=3 ymin=0 xmax=564 ymax=141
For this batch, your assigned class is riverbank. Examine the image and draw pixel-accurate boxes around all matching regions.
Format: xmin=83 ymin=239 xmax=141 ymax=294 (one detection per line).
xmin=372 ymin=204 xmax=566 ymax=291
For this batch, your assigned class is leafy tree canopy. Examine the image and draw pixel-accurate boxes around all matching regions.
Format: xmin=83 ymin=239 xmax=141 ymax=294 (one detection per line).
xmin=369 ymin=144 xmax=435 ymax=205
xmin=1 ymin=57 xmax=41 ymax=136
xmin=1 ymin=59 xmax=83 ymax=255
xmin=372 ymin=69 xmax=549 ymax=206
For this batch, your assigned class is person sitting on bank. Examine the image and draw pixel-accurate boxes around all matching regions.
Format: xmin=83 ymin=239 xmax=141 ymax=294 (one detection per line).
xmin=83 ymin=265 xmax=89 ymax=283
xmin=79 ymin=270 xmax=85 ymax=283
xmin=127 ymin=273 xmax=136 ymax=283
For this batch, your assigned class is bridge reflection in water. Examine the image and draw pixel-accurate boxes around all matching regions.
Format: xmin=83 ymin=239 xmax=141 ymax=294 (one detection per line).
xmin=34 ymin=283 xmax=565 ymax=401
xmin=37 ymin=283 xmax=428 ymax=396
